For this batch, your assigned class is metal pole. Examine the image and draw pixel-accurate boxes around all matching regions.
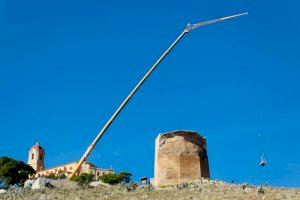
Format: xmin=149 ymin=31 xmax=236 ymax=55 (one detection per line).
xmin=69 ymin=30 xmax=187 ymax=178
xmin=68 ymin=12 xmax=248 ymax=179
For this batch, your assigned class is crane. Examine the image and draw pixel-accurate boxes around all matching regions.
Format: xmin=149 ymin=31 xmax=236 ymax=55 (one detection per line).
xmin=68 ymin=12 xmax=248 ymax=179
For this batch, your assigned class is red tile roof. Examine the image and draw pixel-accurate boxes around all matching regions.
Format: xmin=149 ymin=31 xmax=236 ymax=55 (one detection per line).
xmin=31 ymin=142 xmax=43 ymax=150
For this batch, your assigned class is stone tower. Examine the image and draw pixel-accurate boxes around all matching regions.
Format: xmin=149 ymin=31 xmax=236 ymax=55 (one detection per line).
xmin=154 ymin=130 xmax=210 ymax=186
xmin=28 ymin=142 xmax=45 ymax=172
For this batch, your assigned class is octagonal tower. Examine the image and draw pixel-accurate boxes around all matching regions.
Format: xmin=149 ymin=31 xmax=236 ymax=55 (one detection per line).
xmin=153 ymin=130 xmax=210 ymax=186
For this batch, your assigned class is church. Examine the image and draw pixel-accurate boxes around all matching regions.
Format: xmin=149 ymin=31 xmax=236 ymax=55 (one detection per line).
xmin=28 ymin=142 xmax=114 ymax=179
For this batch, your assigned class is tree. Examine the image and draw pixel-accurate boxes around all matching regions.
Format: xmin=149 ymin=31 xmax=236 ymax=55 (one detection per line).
xmin=119 ymin=171 xmax=132 ymax=183
xmin=71 ymin=173 xmax=94 ymax=188
xmin=0 ymin=156 xmax=35 ymax=185
xmin=99 ymin=171 xmax=132 ymax=185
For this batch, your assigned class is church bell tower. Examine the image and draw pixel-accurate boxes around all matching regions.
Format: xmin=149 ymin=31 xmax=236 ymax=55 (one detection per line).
xmin=28 ymin=142 xmax=45 ymax=171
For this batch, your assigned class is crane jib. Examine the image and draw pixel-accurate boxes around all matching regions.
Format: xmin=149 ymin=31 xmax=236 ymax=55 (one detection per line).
xmin=68 ymin=12 xmax=248 ymax=179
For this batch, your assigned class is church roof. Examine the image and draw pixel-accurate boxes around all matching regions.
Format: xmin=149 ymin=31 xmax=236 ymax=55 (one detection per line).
xmin=31 ymin=142 xmax=43 ymax=150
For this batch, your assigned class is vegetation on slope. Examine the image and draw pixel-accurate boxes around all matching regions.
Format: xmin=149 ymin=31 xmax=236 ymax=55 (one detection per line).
xmin=99 ymin=171 xmax=132 ymax=185
xmin=0 ymin=156 xmax=35 ymax=187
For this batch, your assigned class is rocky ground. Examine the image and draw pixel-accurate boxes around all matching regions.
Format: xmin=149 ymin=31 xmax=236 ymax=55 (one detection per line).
xmin=0 ymin=179 xmax=299 ymax=200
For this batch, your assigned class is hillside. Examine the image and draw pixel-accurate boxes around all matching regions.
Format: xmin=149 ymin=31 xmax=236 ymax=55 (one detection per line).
xmin=0 ymin=179 xmax=299 ymax=200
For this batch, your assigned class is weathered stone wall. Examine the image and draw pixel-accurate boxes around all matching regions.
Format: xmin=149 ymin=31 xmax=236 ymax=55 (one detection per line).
xmin=154 ymin=130 xmax=210 ymax=186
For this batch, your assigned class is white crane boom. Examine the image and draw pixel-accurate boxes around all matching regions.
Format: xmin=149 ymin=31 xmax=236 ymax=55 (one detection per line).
xmin=68 ymin=12 xmax=248 ymax=179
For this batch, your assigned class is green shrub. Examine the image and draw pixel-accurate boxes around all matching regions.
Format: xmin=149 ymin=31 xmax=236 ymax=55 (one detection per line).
xmin=119 ymin=171 xmax=132 ymax=183
xmin=71 ymin=173 xmax=94 ymax=188
xmin=45 ymin=174 xmax=57 ymax=180
xmin=0 ymin=156 xmax=35 ymax=185
xmin=57 ymin=173 xmax=67 ymax=179
xmin=99 ymin=171 xmax=132 ymax=185
xmin=44 ymin=173 xmax=66 ymax=180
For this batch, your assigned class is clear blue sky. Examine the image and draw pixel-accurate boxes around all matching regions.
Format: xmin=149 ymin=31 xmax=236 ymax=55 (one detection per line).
xmin=0 ymin=0 xmax=299 ymax=187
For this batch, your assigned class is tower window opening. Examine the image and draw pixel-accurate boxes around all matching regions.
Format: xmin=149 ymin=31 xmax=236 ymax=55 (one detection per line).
xmin=31 ymin=153 xmax=34 ymax=159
